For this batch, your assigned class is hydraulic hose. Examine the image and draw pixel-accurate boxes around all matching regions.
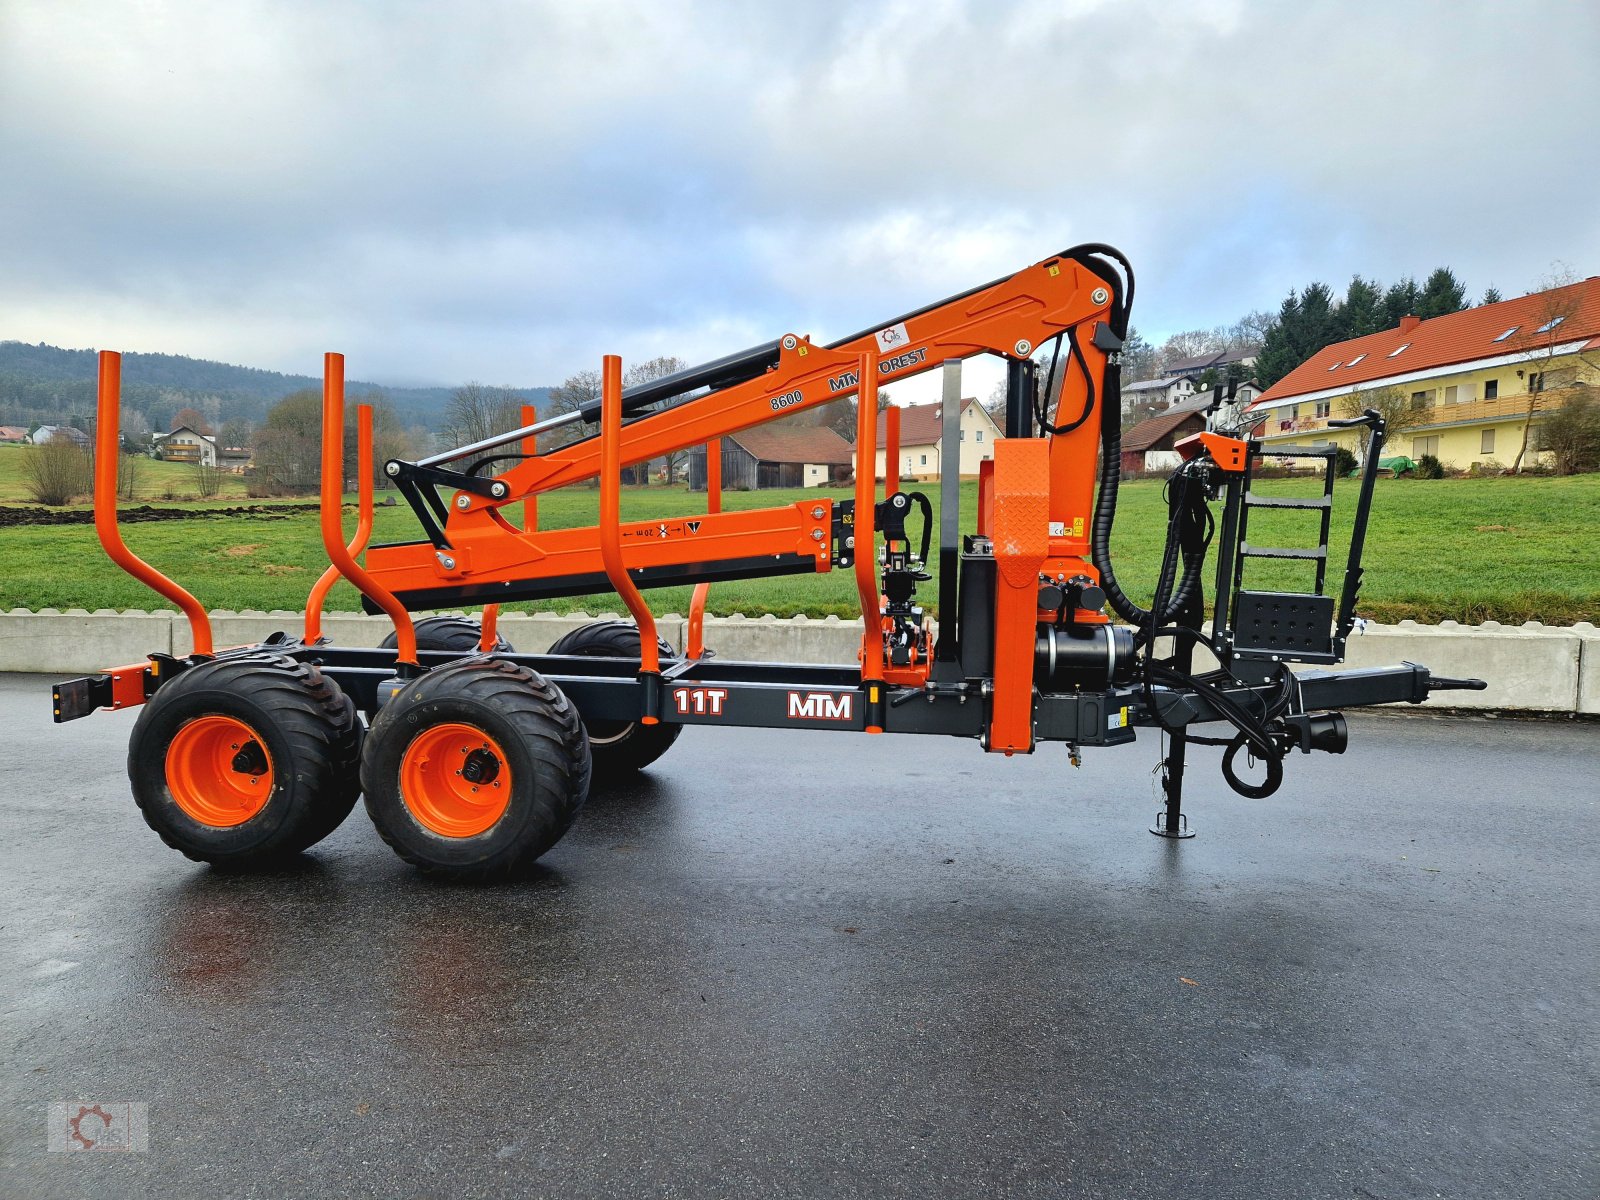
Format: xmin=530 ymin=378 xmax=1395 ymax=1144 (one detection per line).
xmin=1092 ymin=409 xmax=1209 ymax=632
xmin=1082 ymin=235 xmax=1206 ymax=636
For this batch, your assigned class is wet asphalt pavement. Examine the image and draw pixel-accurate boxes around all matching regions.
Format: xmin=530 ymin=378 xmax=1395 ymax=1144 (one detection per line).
xmin=0 ymin=671 xmax=1595 ymax=1199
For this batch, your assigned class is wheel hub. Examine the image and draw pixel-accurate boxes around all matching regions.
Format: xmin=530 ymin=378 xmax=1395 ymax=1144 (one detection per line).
xmin=398 ymin=723 xmax=513 ymax=838
xmin=165 ymin=715 xmax=275 ymax=827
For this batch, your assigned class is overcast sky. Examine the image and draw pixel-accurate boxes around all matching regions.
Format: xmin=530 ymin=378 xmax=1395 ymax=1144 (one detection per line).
xmin=2 ymin=0 xmax=1597 ymax=404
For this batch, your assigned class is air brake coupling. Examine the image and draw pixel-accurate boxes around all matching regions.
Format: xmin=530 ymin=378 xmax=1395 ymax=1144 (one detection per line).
xmin=1034 ymin=624 xmax=1137 ymax=690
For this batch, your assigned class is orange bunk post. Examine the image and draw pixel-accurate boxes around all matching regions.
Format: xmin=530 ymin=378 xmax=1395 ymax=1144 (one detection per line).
xmin=685 ymin=436 xmax=721 ymax=659
xmin=597 ymin=355 xmax=662 ymax=723
xmin=320 ymin=354 xmax=417 ymax=666
xmin=520 ymin=403 xmax=538 ymax=531
xmin=304 ymin=403 xmax=374 ymax=644
xmin=884 ymin=405 xmax=900 ymax=498
xmin=478 ymin=403 xmax=541 ymax=653
xmin=94 ymin=350 xmax=214 ymax=658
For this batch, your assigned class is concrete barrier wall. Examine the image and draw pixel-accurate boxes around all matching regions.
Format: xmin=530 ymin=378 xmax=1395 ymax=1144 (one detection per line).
xmin=3 ymin=608 xmax=1595 ymax=715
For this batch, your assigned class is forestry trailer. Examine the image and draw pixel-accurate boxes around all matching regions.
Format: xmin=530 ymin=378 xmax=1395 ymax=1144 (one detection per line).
xmin=52 ymin=244 xmax=1484 ymax=878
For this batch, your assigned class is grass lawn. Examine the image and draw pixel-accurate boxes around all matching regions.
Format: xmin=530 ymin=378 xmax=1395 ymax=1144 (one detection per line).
xmin=1 ymin=473 xmax=1596 ymax=625
xmin=0 ymin=441 xmax=252 ymax=503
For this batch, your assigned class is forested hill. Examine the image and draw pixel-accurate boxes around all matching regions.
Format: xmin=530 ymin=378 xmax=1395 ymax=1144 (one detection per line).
xmin=0 ymin=340 xmax=551 ymax=432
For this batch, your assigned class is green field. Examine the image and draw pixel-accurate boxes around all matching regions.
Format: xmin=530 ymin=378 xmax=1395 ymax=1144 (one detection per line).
xmin=1 ymin=470 xmax=1596 ymax=624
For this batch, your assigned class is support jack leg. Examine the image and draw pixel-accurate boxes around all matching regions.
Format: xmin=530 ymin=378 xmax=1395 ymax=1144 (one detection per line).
xmin=1150 ymin=581 xmax=1204 ymax=840
xmin=1150 ymin=726 xmax=1197 ymax=839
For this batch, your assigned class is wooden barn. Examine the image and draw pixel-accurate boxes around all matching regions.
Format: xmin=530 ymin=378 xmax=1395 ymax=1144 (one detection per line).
xmin=1119 ymin=400 xmax=1210 ymax=475
xmin=688 ymin=425 xmax=855 ymax=490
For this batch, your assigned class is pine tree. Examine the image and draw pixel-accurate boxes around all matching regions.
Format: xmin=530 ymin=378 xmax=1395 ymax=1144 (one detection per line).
xmin=1336 ymin=276 xmax=1384 ymax=340
xmin=1381 ymin=278 xmax=1421 ymax=327
xmin=1481 ymin=286 xmax=1503 ymax=305
xmin=1252 ymin=290 xmax=1303 ymax=389
xmin=1118 ymin=327 xmax=1159 ymax=382
xmin=1417 ymin=268 xmax=1470 ymax=319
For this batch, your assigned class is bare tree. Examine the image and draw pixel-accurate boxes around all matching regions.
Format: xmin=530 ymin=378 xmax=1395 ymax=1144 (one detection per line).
xmin=1539 ymin=387 xmax=1600 ymax=474
xmin=171 ymin=406 xmax=213 ymax=435
xmin=1336 ymin=385 xmax=1424 ymax=460
xmin=121 ymin=406 xmax=151 ymax=439
xmin=193 ymin=458 xmax=223 ymax=499
xmin=117 ymin=451 xmax=141 ymax=500
xmin=218 ymin=416 xmax=252 ymax=450
xmin=1158 ymin=327 xmax=1229 ymax=372
xmin=624 ymin=356 xmax=690 ymax=483
xmin=1508 ymin=267 xmax=1594 ymax=473
xmin=250 ymin=389 xmax=322 ymax=494
xmin=438 ymin=382 xmax=524 ymax=451
xmin=24 ymin=441 xmax=94 ymax=505
xmin=1229 ymin=310 xmax=1276 ymax=352
xmin=545 ymin=369 xmax=603 ymax=452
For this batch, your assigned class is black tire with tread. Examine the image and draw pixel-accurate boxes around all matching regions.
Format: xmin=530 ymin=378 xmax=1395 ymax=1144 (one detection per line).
xmin=128 ymin=654 xmax=363 ymax=866
xmin=360 ymin=658 xmax=591 ymax=880
xmin=380 ymin=615 xmax=512 ymax=655
xmin=545 ymin=620 xmax=683 ymax=778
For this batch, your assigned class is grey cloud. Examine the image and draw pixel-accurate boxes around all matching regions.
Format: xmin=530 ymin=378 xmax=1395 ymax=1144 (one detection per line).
xmin=1 ymin=0 xmax=1595 ymax=388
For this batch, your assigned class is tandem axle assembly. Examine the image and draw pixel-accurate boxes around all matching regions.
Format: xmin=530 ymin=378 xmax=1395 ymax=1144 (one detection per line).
xmin=53 ymin=245 xmax=1484 ymax=878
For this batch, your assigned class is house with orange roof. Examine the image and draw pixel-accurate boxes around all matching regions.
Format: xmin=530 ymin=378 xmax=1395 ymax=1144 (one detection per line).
xmin=1251 ymin=277 xmax=1600 ymax=469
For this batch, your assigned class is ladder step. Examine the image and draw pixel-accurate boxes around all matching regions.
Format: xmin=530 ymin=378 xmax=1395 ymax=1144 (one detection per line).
xmin=1245 ymin=493 xmax=1331 ymax=510
xmin=1240 ymin=543 xmax=1326 ymax=560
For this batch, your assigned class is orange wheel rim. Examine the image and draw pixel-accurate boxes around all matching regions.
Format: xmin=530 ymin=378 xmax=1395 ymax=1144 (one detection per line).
xmin=399 ymin=723 xmax=512 ymax=838
xmin=166 ymin=715 xmax=275 ymax=827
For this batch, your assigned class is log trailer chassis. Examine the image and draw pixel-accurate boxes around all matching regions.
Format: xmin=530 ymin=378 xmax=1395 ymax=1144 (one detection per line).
xmin=53 ymin=245 xmax=1484 ymax=877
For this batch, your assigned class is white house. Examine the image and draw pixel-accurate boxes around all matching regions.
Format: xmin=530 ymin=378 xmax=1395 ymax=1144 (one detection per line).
xmin=1121 ymin=376 xmax=1196 ymax=412
xmin=866 ymin=398 xmax=1003 ymax=481
xmin=155 ymin=425 xmax=218 ymax=466
xmin=30 ymin=424 xmax=91 ymax=447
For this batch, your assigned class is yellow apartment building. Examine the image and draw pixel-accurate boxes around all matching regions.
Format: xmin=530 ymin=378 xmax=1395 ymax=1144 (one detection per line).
xmin=1250 ymin=277 xmax=1600 ymax=468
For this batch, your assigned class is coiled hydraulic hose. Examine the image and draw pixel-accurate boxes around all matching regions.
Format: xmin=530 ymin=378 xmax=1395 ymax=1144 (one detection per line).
xmin=1069 ymin=246 xmax=1178 ymax=630
xmin=1090 ymin=350 xmax=1209 ymax=632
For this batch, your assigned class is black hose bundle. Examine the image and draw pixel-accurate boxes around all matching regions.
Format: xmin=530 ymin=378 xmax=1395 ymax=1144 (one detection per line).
xmin=1066 ymin=246 xmax=1296 ymax=798
xmin=1090 ymin=389 xmax=1212 ymax=631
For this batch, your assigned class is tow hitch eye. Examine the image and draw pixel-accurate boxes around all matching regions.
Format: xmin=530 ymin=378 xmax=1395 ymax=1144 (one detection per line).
xmin=1284 ymin=711 xmax=1348 ymax=755
xmin=461 ymin=748 xmax=501 ymax=785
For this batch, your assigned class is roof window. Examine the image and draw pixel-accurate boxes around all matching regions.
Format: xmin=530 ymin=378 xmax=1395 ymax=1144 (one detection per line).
xmin=1388 ymin=343 xmax=1410 ymax=357
xmin=1348 ymin=353 xmax=1366 ymax=366
xmin=1492 ymin=326 xmax=1518 ymax=342
xmin=1535 ymin=315 xmax=1566 ymax=334
xmin=1328 ymin=361 xmax=1342 ymax=371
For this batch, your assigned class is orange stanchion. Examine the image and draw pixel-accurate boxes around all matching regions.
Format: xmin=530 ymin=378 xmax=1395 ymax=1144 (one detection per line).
xmin=885 ymin=404 xmax=900 ymax=498
xmin=93 ymin=351 xmax=214 ymax=656
xmin=321 ymin=354 xmax=417 ymax=665
xmin=686 ymin=436 xmax=722 ymax=658
xmin=854 ymin=353 xmax=884 ymax=731
xmin=477 ymin=404 xmax=539 ymax=653
xmin=520 ymin=404 xmax=538 ymax=532
xmin=305 ymin=404 xmax=374 ymax=643
xmin=597 ymin=355 xmax=661 ymax=721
